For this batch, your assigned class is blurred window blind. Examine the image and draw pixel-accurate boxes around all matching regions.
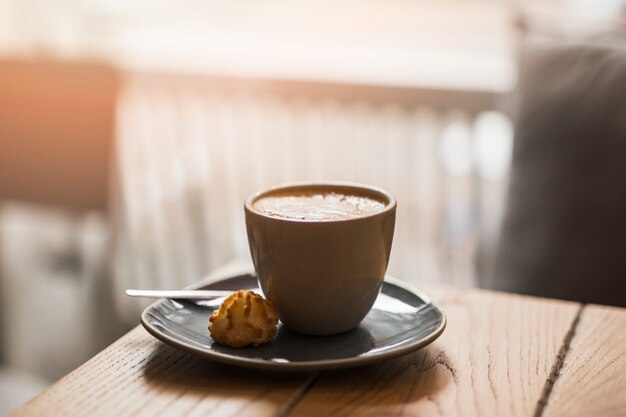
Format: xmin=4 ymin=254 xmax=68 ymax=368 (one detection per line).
xmin=111 ymin=72 xmax=513 ymax=322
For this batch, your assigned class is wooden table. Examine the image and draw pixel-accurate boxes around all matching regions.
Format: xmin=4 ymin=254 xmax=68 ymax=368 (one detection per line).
xmin=11 ymin=264 xmax=626 ymax=417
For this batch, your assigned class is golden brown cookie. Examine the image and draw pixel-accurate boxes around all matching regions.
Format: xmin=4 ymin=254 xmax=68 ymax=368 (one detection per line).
xmin=208 ymin=290 xmax=278 ymax=348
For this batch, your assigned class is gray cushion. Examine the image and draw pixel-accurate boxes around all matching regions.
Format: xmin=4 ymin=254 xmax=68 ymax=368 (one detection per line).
xmin=489 ymin=33 xmax=626 ymax=307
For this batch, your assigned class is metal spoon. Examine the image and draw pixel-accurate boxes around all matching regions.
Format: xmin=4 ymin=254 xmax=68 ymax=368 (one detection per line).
xmin=125 ymin=289 xmax=233 ymax=300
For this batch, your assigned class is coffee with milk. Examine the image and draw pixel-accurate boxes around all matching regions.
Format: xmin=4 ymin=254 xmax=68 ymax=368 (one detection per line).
xmin=245 ymin=182 xmax=396 ymax=335
xmin=253 ymin=191 xmax=386 ymax=221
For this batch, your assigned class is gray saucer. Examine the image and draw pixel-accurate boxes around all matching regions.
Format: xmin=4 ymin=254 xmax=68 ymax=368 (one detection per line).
xmin=141 ymin=273 xmax=446 ymax=371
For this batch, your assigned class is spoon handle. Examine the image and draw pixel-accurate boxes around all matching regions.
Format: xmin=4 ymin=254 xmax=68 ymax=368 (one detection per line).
xmin=125 ymin=289 xmax=233 ymax=300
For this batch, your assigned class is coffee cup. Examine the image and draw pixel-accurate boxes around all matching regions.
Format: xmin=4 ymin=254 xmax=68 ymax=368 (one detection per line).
xmin=244 ymin=182 xmax=396 ymax=335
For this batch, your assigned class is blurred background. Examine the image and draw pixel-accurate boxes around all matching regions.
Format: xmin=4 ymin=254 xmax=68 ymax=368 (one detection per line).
xmin=0 ymin=0 xmax=624 ymax=414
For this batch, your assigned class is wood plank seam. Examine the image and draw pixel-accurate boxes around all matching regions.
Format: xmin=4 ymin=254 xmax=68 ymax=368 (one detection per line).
xmin=533 ymin=304 xmax=586 ymax=417
xmin=278 ymin=371 xmax=322 ymax=417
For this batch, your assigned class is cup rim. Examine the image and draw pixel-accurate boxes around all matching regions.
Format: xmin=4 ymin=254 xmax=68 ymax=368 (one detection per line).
xmin=244 ymin=181 xmax=397 ymax=223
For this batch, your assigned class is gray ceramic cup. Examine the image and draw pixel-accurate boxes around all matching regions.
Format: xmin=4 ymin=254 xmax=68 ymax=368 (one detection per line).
xmin=244 ymin=182 xmax=396 ymax=335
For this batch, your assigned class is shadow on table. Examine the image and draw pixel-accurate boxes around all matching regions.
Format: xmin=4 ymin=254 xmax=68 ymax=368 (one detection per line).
xmin=143 ymin=344 xmax=312 ymax=415
xmin=142 ymin=342 xmax=453 ymax=413
xmin=286 ymin=343 xmax=455 ymax=414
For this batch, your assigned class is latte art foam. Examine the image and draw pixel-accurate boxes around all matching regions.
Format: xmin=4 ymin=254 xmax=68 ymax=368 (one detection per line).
xmin=253 ymin=192 xmax=386 ymax=221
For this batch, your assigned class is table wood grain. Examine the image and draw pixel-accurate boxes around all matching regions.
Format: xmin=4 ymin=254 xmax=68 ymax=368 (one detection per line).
xmin=10 ymin=327 xmax=313 ymax=417
xmin=10 ymin=270 xmax=626 ymax=417
xmin=289 ymin=286 xmax=580 ymax=417
xmin=542 ymin=304 xmax=626 ymax=417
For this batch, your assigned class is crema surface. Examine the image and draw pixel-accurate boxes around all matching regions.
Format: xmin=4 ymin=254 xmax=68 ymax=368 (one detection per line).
xmin=253 ymin=192 xmax=385 ymax=221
